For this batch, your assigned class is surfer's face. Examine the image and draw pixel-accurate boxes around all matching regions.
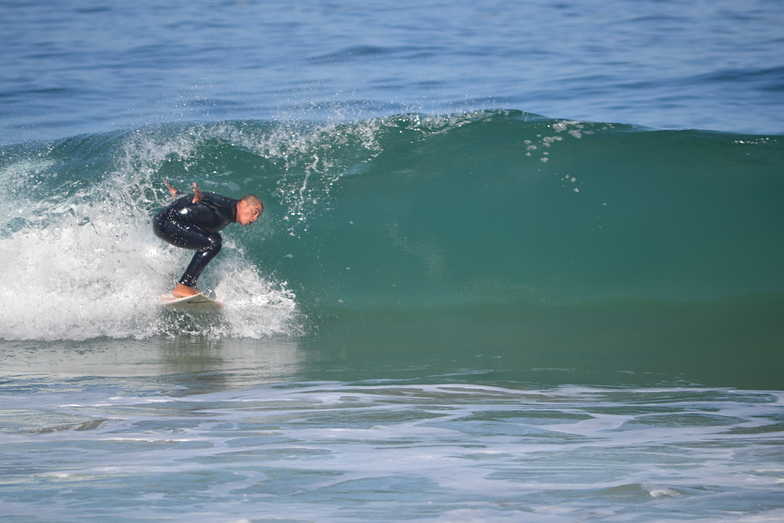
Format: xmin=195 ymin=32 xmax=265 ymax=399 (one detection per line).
xmin=236 ymin=200 xmax=263 ymax=226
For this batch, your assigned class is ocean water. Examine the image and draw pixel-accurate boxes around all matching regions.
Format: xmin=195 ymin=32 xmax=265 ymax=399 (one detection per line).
xmin=2 ymin=1 xmax=784 ymax=522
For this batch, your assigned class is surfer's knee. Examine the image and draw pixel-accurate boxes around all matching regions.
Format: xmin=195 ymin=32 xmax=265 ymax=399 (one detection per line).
xmin=206 ymin=233 xmax=222 ymax=254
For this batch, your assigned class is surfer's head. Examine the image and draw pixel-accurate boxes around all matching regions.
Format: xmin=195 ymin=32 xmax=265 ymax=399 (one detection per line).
xmin=236 ymin=195 xmax=263 ymax=226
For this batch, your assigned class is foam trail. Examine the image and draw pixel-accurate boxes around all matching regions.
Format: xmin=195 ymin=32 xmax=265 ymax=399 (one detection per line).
xmin=0 ymin=131 xmax=299 ymax=341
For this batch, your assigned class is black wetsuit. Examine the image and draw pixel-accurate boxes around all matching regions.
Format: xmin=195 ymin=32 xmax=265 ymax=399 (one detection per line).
xmin=153 ymin=192 xmax=238 ymax=288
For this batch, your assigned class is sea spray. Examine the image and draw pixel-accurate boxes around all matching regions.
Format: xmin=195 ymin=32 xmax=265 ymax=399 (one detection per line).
xmin=0 ymin=127 xmax=301 ymax=340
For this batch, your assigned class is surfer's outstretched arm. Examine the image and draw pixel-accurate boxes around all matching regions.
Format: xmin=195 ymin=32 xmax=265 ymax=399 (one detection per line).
xmin=192 ymin=182 xmax=203 ymax=203
xmin=164 ymin=181 xmax=182 ymax=199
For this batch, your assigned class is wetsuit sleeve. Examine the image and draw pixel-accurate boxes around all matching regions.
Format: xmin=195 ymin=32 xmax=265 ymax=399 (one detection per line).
xmin=200 ymin=193 xmax=238 ymax=225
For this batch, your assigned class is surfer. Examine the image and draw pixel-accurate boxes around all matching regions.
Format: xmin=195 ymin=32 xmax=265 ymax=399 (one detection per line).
xmin=153 ymin=181 xmax=263 ymax=298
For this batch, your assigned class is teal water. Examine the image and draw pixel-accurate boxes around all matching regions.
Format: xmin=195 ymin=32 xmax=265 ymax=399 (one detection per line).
xmin=2 ymin=113 xmax=782 ymax=388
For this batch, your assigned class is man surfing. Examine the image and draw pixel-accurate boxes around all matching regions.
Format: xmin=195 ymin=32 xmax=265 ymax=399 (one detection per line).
xmin=153 ymin=181 xmax=263 ymax=298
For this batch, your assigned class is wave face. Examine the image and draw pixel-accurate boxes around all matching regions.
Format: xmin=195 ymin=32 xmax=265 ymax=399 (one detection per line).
xmin=1 ymin=111 xmax=782 ymax=386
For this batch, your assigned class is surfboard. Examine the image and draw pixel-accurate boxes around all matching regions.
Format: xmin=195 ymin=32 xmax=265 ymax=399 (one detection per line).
xmin=161 ymin=293 xmax=222 ymax=309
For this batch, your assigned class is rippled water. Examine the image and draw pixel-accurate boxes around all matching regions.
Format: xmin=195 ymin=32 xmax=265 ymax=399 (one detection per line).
xmin=1 ymin=0 xmax=782 ymax=144
xmin=3 ymin=371 xmax=784 ymax=522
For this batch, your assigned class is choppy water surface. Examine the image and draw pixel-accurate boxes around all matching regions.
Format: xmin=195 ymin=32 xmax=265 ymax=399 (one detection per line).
xmin=2 ymin=371 xmax=784 ymax=522
xmin=1 ymin=0 xmax=783 ymax=144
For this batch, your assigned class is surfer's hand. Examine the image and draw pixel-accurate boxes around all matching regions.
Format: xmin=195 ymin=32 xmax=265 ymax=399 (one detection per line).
xmin=192 ymin=182 xmax=203 ymax=203
xmin=164 ymin=180 xmax=179 ymax=199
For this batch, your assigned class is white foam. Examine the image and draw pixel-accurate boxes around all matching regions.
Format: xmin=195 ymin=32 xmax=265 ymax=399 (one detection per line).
xmin=0 ymin=141 xmax=299 ymax=341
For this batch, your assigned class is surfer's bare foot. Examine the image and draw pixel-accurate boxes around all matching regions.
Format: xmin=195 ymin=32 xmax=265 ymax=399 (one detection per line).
xmin=172 ymin=283 xmax=200 ymax=298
